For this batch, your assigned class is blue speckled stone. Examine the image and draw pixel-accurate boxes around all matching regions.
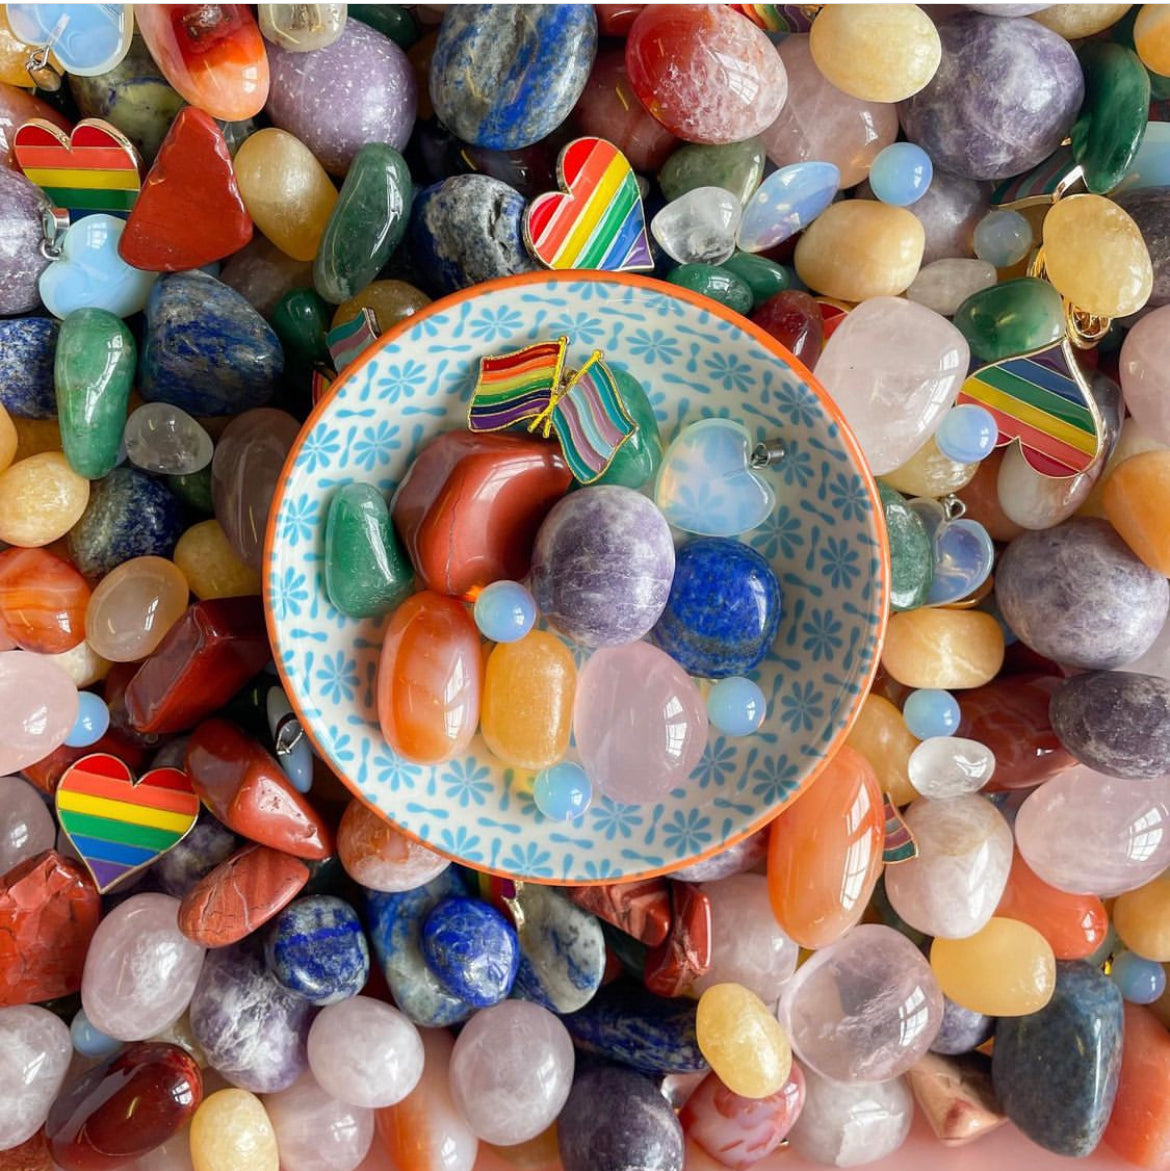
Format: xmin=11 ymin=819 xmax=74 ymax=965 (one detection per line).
xmin=66 ymin=466 xmax=185 ymax=578
xmin=512 ymin=883 xmax=605 ymax=1014
xmin=430 ymin=4 xmax=596 ymax=151
xmin=650 ymin=537 xmax=782 ymax=678
xmin=929 ymin=996 xmax=994 ymax=1056
xmin=364 ymin=869 xmax=476 ymax=1027
xmin=409 ymin=175 xmax=538 ymax=296
xmin=139 ymin=270 xmax=284 ymax=416
xmin=151 ymin=807 xmax=238 ymax=899
xmin=563 ymin=981 xmax=708 ymax=1076
xmin=264 ymin=895 xmax=370 ymax=1006
xmin=420 ymin=895 xmax=519 ymax=1007
xmin=0 ymin=317 xmax=58 ymax=418
xmin=991 ymin=961 xmax=1123 ymax=1157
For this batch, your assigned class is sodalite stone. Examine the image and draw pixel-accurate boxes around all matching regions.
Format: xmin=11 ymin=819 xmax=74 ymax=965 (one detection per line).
xmin=899 ymin=14 xmax=1083 ymax=181
xmin=0 ymin=318 xmax=58 ymax=418
xmin=409 ymin=175 xmax=538 ymax=296
xmin=139 ymin=270 xmax=284 ymax=416
xmin=264 ymin=895 xmax=370 ymax=1006
xmin=1116 ymin=187 xmax=1170 ymax=308
xmin=420 ymin=896 xmax=519 ymax=1007
xmin=650 ymin=538 xmax=782 ymax=678
xmin=67 ymin=467 xmax=185 ymax=578
xmin=364 ymin=869 xmax=476 ymax=1028
xmin=430 ymin=4 xmax=597 ymax=151
xmin=511 ymin=883 xmax=605 ymax=1014
xmin=992 ymin=961 xmax=1123 ymax=1157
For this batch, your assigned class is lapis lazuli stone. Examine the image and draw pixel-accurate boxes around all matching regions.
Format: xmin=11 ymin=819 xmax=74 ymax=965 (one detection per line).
xmin=420 ymin=895 xmax=519 ymax=1008
xmin=429 ymin=4 xmax=597 ymax=151
xmin=139 ymin=270 xmax=284 ymax=416
xmin=991 ymin=960 xmax=1123 ymax=1157
xmin=0 ymin=317 xmax=58 ymax=419
xmin=650 ymin=537 xmax=782 ymax=678
xmin=264 ymin=895 xmax=370 ymax=1006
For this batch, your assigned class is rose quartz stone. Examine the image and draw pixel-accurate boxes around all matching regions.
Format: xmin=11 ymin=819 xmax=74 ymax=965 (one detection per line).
xmin=0 ymin=1004 xmax=71 ymax=1148
xmin=263 ymin=1075 xmax=375 ymax=1171
xmin=0 ymin=651 xmax=78 ymax=774
xmin=0 ymin=775 xmax=56 ymax=876
xmin=1121 ymin=304 xmax=1170 ymax=446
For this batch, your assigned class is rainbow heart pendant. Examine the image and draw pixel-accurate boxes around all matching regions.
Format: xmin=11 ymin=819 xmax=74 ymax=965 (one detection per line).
xmin=524 ymin=137 xmax=653 ymax=273
xmin=55 ymin=753 xmax=200 ymax=893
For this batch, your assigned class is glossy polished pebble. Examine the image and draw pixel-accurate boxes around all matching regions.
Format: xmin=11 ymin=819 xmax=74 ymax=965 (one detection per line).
xmin=907 ymin=737 xmax=996 ymax=798
xmin=882 ymin=607 xmax=1004 ymax=689
xmin=473 ymin=580 xmax=536 ymax=643
xmin=124 ymin=403 xmax=213 ymax=475
xmin=0 ymin=452 xmax=90 ymax=547
xmin=881 ymin=435 xmax=978 ymax=498
xmin=264 ymin=1075 xmax=374 ymax=1171
xmin=64 ymin=691 xmax=110 ymax=747
xmin=85 ymin=556 xmax=189 ymax=663
xmin=70 ymin=1009 xmax=121 ymax=1060
xmin=1105 ymin=450 xmax=1170 ymax=575
xmin=706 ymin=676 xmax=766 ymax=736
xmin=869 ymin=142 xmax=933 ymax=206
xmin=1113 ymin=873 xmax=1170 ymax=962
xmin=1112 ymin=952 xmax=1166 ymax=1004
xmin=420 ymin=897 xmax=518 ymax=1008
xmin=1120 ymin=305 xmax=1170 ymax=445
xmin=0 ymin=546 xmax=89 ymax=654
xmin=265 ymin=895 xmax=370 ymax=1006
xmin=787 ymin=1067 xmax=912 ymax=1168
xmin=336 ymin=799 xmax=450 ymax=893
xmin=0 ymin=1004 xmax=72 ymax=1148
xmin=697 ymin=983 xmax=791 ymax=1099
xmin=902 ymin=689 xmax=960 ymax=740
xmin=930 ymin=918 xmax=1056 ymax=1016
xmin=0 ymin=775 xmax=56 ymax=874
xmin=261 ymin=4 xmax=348 ymax=52
xmin=973 ymin=209 xmax=1033 ymax=267
xmin=737 ymin=162 xmax=839 ymax=252
xmin=995 ymin=851 xmax=1108 ymax=962
xmin=652 ymin=187 xmax=742 ymax=266
xmin=533 ymin=762 xmax=592 ymax=822
xmin=906 ymin=258 xmax=998 ymax=317
xmin=929 ymin=997 xmax=994 ymax=1057
xmin=846 ymin=693 xmax=919 ymax=806
xmin=173 ymin=520 xmax=262 ymax=601
xmin=0 ymin=651 xmax=79 ymax=773
xmin=935 ymin=405 xmax=996 ymax=464
xmin=190 ymin=1089 xmax=279 ymax=1171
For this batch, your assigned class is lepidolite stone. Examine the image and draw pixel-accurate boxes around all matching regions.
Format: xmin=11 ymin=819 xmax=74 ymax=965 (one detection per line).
xmin=0 ymin=168 xmax=52 ymax=316
xmin=1116 ymin=187 xmax=1170 ymax=309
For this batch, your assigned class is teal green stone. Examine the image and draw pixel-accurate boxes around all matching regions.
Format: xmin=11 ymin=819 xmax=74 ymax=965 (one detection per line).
xmin=271 ymin=288 xmax=332 ymax=371
xmin=879 ymin=483 xmax=932 ymax=613
xmin=314 ymin=142 xmax=411 ymax=305
xmin=325 ymin=483 xmax=413 ymax=618
xmin=666 ymin=264 xmax=753 ymax=315
xmin=168 ymin=465 xmax=215 ymax=514
xmin=54 ymin=308 xmax=135 ymax=480
xmin=1071 ymin=43 xmax=1150 ymax=195
xmin=952 ymin=277 xmax=1065 ymax=363
xmin=658 ymin=138 xmax=765 ymax=206
xmin=349 ymin=4 xmax=419 ymax=47
xmin=594 ymin=366 xmax=663 ymax=490
xmin=719 ymin=252 xmax=790 ymax=309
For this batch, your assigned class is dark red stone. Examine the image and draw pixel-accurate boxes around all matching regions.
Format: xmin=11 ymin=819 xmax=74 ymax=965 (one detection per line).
xmin=124 ymin=597 xmax=272 ymax=734
xmin=46 ymin=1043 xmax=203 ymax=1171
xmin=0 ymin=851 xmax=101 ymax=1007
xmin=119 ymin=106 xmax=253 ymax=271
xmin=21 ymin=728 xmax=150 ymax=797
xmin=569 ymin=878 xmax=672 ymax=946
xmin=595 ymin=4 xmax=644 ymax=35
xmin=0 ymin=1129 xmax=54 ymax=1171
xmin=643 ymin=881 xmax=712 ymax=998
xmin=751 ymin=290 xmax=824 ymax=370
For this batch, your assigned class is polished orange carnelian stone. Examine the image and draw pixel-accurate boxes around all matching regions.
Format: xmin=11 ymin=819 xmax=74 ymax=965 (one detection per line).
xmin=1104 ymin=1004 xmax=1170 ymax=1168
xmin=995 ymin=851 xmax=1108 ymax=961
xmin=0 ymin=546 xmax=89 ymax=653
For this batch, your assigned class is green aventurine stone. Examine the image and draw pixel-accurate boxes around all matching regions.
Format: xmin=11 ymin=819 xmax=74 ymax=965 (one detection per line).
xmin=952 ymin=277 xmax=1065 ymax=363
xmin=595 ymin=366 xmax=663 ymax=490
xmin=1071 ymin=43 xmax=1151 ymax=195
xmin=168 ymin=465 xmax=215 ymax=514
xmin=314 ymin=143 xmax=412 ymax=305
xmin=719 ymin=252 xmax=790 ymax=309
xmin=879 ymin=483 xmax=933 ymax=613
xmin=271 ymin=288 xmax=332 ymax=371
xmin=325 ymin=482 xmax=413 ymax=618
xmin=54 ymin=308 xmax=136 ymax=480
xmin=659 ymin=138 xmax=766 ymax=206
xmin=666 ymin=264 xmax=753 ymax=315
xmin=349 ymin=4 xmax=419 ymax=47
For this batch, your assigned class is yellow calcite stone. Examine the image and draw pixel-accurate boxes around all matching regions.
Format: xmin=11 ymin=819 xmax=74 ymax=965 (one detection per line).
xmin=931 ymin=918 xmax=1056 ymax=1017
xmin=1135 ymin=4 xmax=1170 ymax=76
xmin=233 ymin=128 xmax=338 ymax=262
xmin=0 ymin=452 xmax=89 ymax=547
xmin=795 ymin=202 xmax=925 ymax=302
xmin=191 ymin=1089 xmax=279 ymax=1171
xmin=332 ymin=280 xmax=432 ymax=333
xmin=696 ymin=983 xmax=793 ymax=1099
xmin=13 ymin=416 xmax=62 ymax=460
xmin=1032 ymin=3 xmax=1132 ymax=38
xmin=881 ymin=436 xmax=978 ymax=498
xmin=1042 ymin=195 xmax=1153 ymax=318
xmin=809 ymin=4 xmax=941 ymax=102
xmin=882 ymin=609 xmax=1004 ymax=690
xmin=174 ymin=520 xmax=262 ymax=600
xmin=845 ymin=694 xmax=918 ymax=806
xmin=1104 ymin=451 xmax=1170 ymax=576
xmin=0 ymin=403 xmax=16 ymax=474
xmin=480 ymin=631 xmax=576 ymax=771
xmin=1114 ymin=875 xmax=1170 ymax=962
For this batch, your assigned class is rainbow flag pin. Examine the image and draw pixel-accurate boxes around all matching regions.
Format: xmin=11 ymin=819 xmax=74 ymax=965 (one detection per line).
xmin=882 ymin=795 xmax=918 ymax=865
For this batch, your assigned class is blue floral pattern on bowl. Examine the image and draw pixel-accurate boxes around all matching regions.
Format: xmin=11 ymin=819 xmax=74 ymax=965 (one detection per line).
xmin=265 ymin=273 xmax=889 ymax=884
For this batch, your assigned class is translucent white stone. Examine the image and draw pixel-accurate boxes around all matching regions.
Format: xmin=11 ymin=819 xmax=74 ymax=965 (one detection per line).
xmin=0 ymin=774 xmax=56 ymax=875
xmin=737 ymin=161 xmax=839 ymax=252
xmin=0 ymin=1005 xmax=72 ymax=1148
xmin=124 ymin=402 xmax=214 ymax=475
xmin=264 ymin=1075 xmax=374 ymax=1171
xmin=651 ymin=187 xmax=743 ymax=265
xmin=907 ymin=736 xmax=996 ymax=799
xmin=997 ymin=442 xmax=1101 ymax=530
xmin=905 ymin=258 xmax=998 ymax=316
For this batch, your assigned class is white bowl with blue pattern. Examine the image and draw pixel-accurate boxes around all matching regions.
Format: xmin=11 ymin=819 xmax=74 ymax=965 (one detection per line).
xmin=265 ymin=272 xmax=889 ymax=885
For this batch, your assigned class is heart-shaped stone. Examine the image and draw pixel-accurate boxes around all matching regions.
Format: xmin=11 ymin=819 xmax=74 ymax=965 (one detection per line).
xmin=13 ymin=117 xmax=140 ymax=220
xmin=655 ymin=418 xmax=775 ymax=537
xmin=119 ymin=107 xmax=253 ymax=272
xmin=907 ymin=498 xmax=995 ymax=607
xmin=55 ymin=752 xmax=200 ymax=893
xmin=524 ymin=136 xmax=653 ymax=272
xmin=7 ymin=4 xmax=133 ymax=77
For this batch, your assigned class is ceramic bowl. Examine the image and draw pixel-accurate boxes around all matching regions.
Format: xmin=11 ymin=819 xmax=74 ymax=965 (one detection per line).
xmin=265 ymin=271 xmax=889 ymax=884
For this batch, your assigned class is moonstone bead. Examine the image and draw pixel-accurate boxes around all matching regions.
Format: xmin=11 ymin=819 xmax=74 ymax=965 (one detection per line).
xmin=190 ymin=1089 xmax=279 ymax=1171
xmin=787 ymin=1069 xmax=912 ymax=1169
xmin=814 ymin=297 xmax=968 ymax=475
xmin=0 ymin=1005 xmax=72 ymax=1148
xmin=0 ymin=774 xmax=56 ymax=875
xmin=907 ymin=737 xmax=996 ymax=798
xmin=906 ymin=258 xmax=997 ymax=316
xmin=264 ymin=1075 xmax=375 ymax=1171
xmin=81 ymin=893 xmax=206 ymax=1042
xmin=651 ymin=188 xmax=742 ymax=266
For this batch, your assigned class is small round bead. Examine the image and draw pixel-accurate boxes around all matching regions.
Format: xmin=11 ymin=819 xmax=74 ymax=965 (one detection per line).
xmin=868 ymin=142 xmax=933 ymax=207
xmin=934 ymin=404 xmax=998 ymax=464
xmin=474 ymin=580 xmax=537 ymax=643
xmin=63 ymin=691 xmax=111 ymax=747
xmin=533 ymin=762 xmax=592 ymax=821
xmin=973 ymin=209 xmax=1033 ymax=268
xmin=707 ymin=676 xmax=767 ymax=736
xmin=1111 ymin=950 xmax=1167 ymax=1005
xmin=70 ymin=1008 xmax=121 ymax=1059
xmin=902 ymin=689 xmax=960 ymax=740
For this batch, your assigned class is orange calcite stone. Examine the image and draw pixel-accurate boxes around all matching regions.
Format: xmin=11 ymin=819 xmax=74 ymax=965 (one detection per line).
xmin=376 ymin=592 xmax=483 ymax=765
xmin=1104 ymin=451 xmax=1170 ymax=576
xmin=1113 ymin=873 xmax=1170 ymax=963
xmin=881 ymin=608 xmax=1004 ymax=690
xmin=767 ymin=745 xmax=884 ymax=949
xmin=844 ymin=693 xmax=918 ymax=805
xmin=1103 ymin=1004 xmax=1170 ymax=1168
xmin=0 ymin=547 xmax=89 ymax=654
xmin=995 ymin=852 xmax=1108 ymax=961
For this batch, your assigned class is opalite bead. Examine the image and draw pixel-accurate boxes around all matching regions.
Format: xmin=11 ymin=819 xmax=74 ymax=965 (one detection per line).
xmin=260 ymin=4 xmax=348 ymax=51
xmin=973 ymin=209 xmax=1033 ymax=267
xmin=696 ymin=983 xmax=791 ymax=1099
xmin=778 ymin=924 xmax=943 ymax=1082
xmin=934 ymin=405 xmax=997 ymax=464
xmin=737 ymin=162 xmax=839 ymax=253
xmin=64 ymin=691 xmax=110 ymax=748
xmin=706 ymin=677 xmax=766 ymax=737
xmin=173 ymin=520 xmax=262 ymax=601
xmin=869 ymin=142 xmax=933 ymax=207
xmin=815 ymin=297 xmax=968 ymax=475
xmin=1121 ymin=305 xmax=1170 ymax=445
xmin=70 ymin=1009 xmax=121 ymax=1060
xmin=0 ymin=547 xmax=89 ymax=654
xmin=190 ymin=1089 xmax=279 ymax=1171
xmin=0 ymin=775 xmax=55 ymax=874
xmin=651 ymin=187 xmax=742 ymax=266
xmin=324 ymin=483 xmax=412 ymax=620
xmin=124 ymin=403 xmax=214 ymax=476
xmin=882 ymin=608 xmax=1004 ymax=689
xmin=906 ymin=737 xmax=996 ymax=799
xmin=533 ymin=762 xmax=592 ymax=821
xmin=1112 ymin=952 xmax=1166 ymax=1004
xmin=1113 ymin=873 xmax=1170 ymax=962
xmin=930 ymin=918 xmax=1056 ymax=1016
xmin=573 ymin=641 xmax=707 ymax=804
xmin=0 ymin=452 xmax=90 ymax=547
xmin=906 ymin=258 xmax=998 ymax=317
xmin=84 ymin=556 xmax=189 ymax=663
xmin=308 ymin=997 xmax=423 ymax=1109
xmin=0 ymin=651 xmax=79 ymax=773
xmin=996 ymin=851 xmax=1107 ymax=961
xmin=902 ymin=689 xmax=960 ymax=740
xmin=0 ymin=1004 xmax=72 ymax=1148
xmin=336 ymin=799 xmax=450 ymax=893
xmin=473 ymin=581 xmax=536 ymax=643
xmin=787 ymin=1068 xmax=912 ymax=1169
xmin=264 ymin=1075 xmax=375 ymax=1171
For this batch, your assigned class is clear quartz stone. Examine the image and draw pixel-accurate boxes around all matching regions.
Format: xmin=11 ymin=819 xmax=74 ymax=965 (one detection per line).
xmin=124 ymin=402 xmax=215 ymax=475
xmin=651 ymin=187 xmax=743 ymax=265
xmin=907 ymin=736 xmax=996 ymax=798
